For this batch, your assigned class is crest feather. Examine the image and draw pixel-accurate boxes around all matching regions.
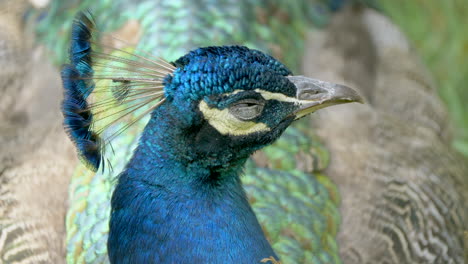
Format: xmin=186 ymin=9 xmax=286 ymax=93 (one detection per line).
xmin=61 ymin=11 xmax=174 ymax=171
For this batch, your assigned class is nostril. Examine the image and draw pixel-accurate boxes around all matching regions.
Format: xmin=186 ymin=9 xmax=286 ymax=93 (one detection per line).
xmin=297 ymin=87 xmax=326 ymax=100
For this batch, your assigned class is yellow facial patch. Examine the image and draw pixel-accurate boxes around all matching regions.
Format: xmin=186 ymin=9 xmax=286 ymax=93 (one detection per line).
xmin=199 ymin=101 xmax=270 ymax=136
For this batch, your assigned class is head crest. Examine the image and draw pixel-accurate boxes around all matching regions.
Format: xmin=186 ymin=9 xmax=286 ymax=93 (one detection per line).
xmin=62 ymin=12 xmax=174 ymax=171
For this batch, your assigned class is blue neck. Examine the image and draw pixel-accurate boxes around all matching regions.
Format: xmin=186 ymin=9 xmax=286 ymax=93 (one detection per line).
xmin=108 ymin=104 xmax=277 ymax=263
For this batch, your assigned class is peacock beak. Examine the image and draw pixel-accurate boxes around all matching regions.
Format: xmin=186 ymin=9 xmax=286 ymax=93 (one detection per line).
xmin=287 ymin=76 xmax=364 ymax=119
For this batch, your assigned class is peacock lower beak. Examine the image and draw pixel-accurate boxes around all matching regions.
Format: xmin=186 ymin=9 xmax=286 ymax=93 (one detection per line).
xmin=287 ymin=76 xmax=364 ymax=119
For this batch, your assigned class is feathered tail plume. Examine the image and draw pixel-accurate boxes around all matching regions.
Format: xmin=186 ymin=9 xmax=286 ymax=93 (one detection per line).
xmin=61 ymin=12 xmax=175 ymax=171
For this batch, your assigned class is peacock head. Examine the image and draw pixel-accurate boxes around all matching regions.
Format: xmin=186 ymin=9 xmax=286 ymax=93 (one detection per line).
xmin=62 ymin=12 xmax=362 ymax=171
xmin=156 ymin=46 xmax=363 ymax=164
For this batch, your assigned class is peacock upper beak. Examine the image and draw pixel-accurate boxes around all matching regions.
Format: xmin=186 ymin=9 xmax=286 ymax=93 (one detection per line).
xmin=287 ymin=76 xmax=364 ymax=119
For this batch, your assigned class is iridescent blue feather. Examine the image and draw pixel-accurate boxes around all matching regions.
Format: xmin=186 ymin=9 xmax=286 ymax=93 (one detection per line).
xmin=61 ymin=13 xmax=101 ymax=171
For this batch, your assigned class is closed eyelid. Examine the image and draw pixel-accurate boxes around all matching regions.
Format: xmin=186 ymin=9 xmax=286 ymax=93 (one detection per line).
xmin=204 ymin=90 xmax=263 ymax=109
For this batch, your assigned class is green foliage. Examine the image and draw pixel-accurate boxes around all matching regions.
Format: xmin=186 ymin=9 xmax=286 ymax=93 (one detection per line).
xmin=378 ymin=0 xmax=468 ymax=156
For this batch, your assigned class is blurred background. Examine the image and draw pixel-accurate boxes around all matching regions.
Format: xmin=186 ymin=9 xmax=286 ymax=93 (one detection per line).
xmin=0 ymin=0 xmax=467 ymax=263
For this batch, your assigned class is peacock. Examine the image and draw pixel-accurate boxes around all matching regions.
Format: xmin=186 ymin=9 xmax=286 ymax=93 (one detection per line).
xmin=53 ymin=1 xmax=358 ymax=263
xmin=61 ymin=10 xmax=363 ymax=263
xmin=0 ymin=0 xmax=467 ymax=263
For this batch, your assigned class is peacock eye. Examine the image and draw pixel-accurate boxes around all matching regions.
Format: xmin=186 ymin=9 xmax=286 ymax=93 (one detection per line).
xmin=229 ymin=99 xmax=265 ymax=121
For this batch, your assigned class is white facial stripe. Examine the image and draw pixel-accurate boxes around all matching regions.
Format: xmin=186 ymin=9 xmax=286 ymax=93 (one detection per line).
xmin=226 ymin=89 xmax=305 ymax=104
xmin=252 ymin=89 xmax=330 ymax=120
xmin=226 ymin=89 xmax=244 ymax=96
xmin=254 ymin=89 xmax=299 ymax=104
xmin=199 ymin=101 xmax=270 ymax=136
xmin=229 ymin=89 xmax=302 ymax=104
